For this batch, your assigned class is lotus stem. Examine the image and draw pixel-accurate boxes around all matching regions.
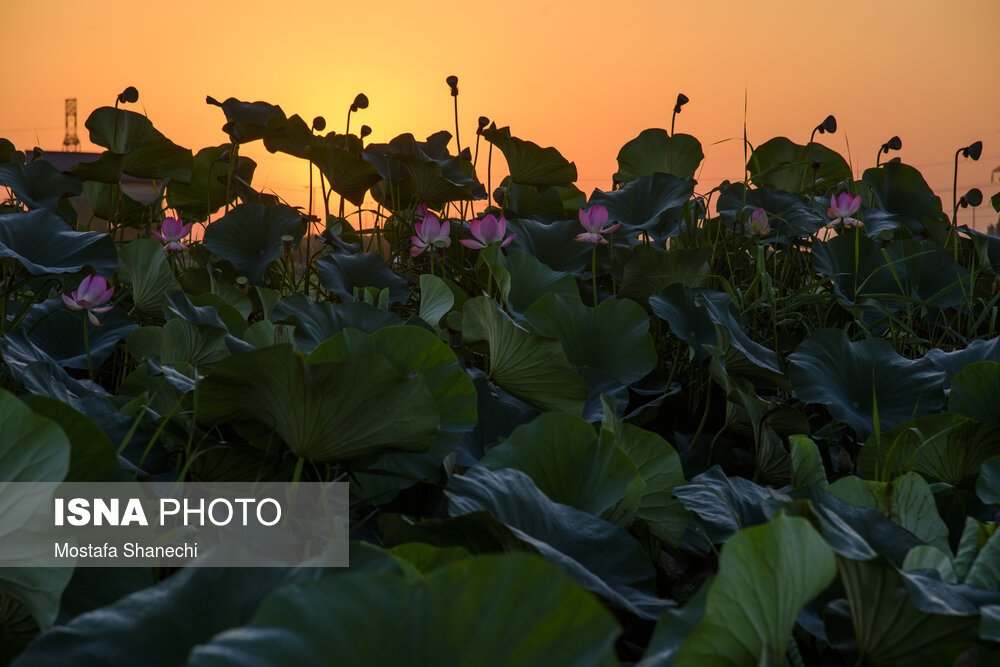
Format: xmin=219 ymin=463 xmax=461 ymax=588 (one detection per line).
xmin=83 ymin=315 xmax=93 ymax=381
xmin=591 ymin=245 xmax=598 ymax=307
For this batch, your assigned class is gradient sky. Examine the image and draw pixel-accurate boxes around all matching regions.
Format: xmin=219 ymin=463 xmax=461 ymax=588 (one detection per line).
xmin=5 ymin=0 xmax=1000 ymax=227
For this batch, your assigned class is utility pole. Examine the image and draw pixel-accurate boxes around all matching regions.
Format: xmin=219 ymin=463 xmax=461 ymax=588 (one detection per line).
xmin=62 ymin=98 xmax=80 ymax=152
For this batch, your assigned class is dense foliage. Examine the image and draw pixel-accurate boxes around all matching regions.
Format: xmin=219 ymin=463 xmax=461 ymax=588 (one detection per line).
xmin=2 ymin=87 xmax=1000 ymax=666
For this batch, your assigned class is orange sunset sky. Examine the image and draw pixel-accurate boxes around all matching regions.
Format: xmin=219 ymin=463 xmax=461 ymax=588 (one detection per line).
xmin=5 ymin=0 xmax=1000 ymax=227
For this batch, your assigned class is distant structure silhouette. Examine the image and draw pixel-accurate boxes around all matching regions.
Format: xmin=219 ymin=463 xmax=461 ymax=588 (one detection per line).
xmin=62 ymin=98 xmax=80 ymax=152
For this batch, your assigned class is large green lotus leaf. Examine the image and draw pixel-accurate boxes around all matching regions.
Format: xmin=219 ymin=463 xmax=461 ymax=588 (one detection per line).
xmin=649 ymin=284 xmax=717 ymax=360
xmin=926 ymin=337 xmax=1000 ymax=388
xmin=858 ymin=414 xmax=1000 ymax=486
xmin=618 ymin=246 xmax=710 ymax=307
xmin=203 ymin=203 xmax=303 ymax=285
xmin=950 ymin=362 xmax=1000 ymax=424
xmin=85 ymin=107 xmax=192 ymax=182
xmin=962 ymin=526 xmax=1000 ymax=591
xmin=205 ymin=96 xmax=286 ymax=144
xmin=811 ymin=232 xmax=904 ymax=306
xmin=309 ymin=326 xmax=477 ymax=498
xmin=604 ymin=414 xmax=689 ymax=547
xmin=482 ymin=126 xmax=577 ymax=186
xmin=501 ymin=182 xmax=586 ymax=220
xmin=262 ymin=115 xmax=379 ymax=206
xmin=315 ymin=252 xmax=408 ymax=305
xmin=15 ymin=298 xmax=136 ymax=370
xmin=716 ymin=183 xmax=826 ymax=238
xmin=479 ymin=412 xmax=638 ymax=517
xmin=504 ymin=217 xmax=592 ymax=274
xmin=886 ymin=239 xmax=970 ymax=308
xmin=456 ymin=368 xmax=541 ymax=466
xmin=364 ymin=132 xmax=484 ymax=208
xmin=836 ymin=559 xmax=980 ymax=666
xmin=0 ymin=159 xmax=81 ymax=209
xmin=197 ymin=344 xmax=439 ymax=462
xmin=789 ymin=487 xmax=923 ymax=566
xmin=418 ymin=274 xmax=454 ymax=329
xmin=128 ymin=318 xmax=229 ymax=367
xmin=829 ymin=473 xmax=950 ymax=552
xmin=12 ymin=543 xmax=403 ymax=667
xmin=650 ymin=286 xmax=780 ymax=372
xmin=0 ymin=208 xmax=117 ymax=275
xmin=307 ymin=140 xmax=380 ymax=207
xmin=0 ymin=138 xmax=23 ymax=164
xmin=523 ymin=293 xmax=656 ymax=390
xmin=703 ymin=291 xmax=782 ymax=373
xmin=462 ymin=296 xmax=588 ymax=415
xmin=978 ymin=457 xmax=1000 ymax=505
xmin=673 ymin=466 xmax=780 ymax=544
xmin=446 ymin=467 xmax=669 ymax=619
xmin=862 ymin=162 xmax=947 ymax=237
xmin=481 ymin=247 xmax=578 ymax=315
xmin=675 ymin=515 xmax=836 ymax=666
xmin=81 ymin=181 xmax=163 ymax=228
xmin=166 ymin=145 xmax=256 ymax=221
xmin=747 ymin=137 xmax=851 ymax=194
xmin=788 ymin=328 xmax=946 ymax=439
xmin=185 ymin=555 xmax=619 ymax=667
xmin=116 ymin=239 xmax=179 ymax=314
xmin=271 ymin=294 xmax=401 ymax=354
xmin=21 ymin=395 xmax=126 ymax=482
xmin=790 ymin=435 xmax=828 ymax=488
xmin=637 ymin=585 xmax=709 ymax=667
xmin=0 ymin=390 xmax=73 ymax=633
xmin=588 ymin=173 xmax=693 ymax=241
xmin=614 ymin=129 xmax=703 ymax=184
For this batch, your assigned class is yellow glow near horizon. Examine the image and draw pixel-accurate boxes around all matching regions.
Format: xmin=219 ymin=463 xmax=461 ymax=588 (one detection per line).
xmin=5 ymin=0 xmax=1000 ymax=226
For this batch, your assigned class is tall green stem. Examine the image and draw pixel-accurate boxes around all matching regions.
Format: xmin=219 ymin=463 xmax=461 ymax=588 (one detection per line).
xmin=83 ymin=315 xmax=93 ymax=381
xmin=591 ymin=245 xmax=598 ymax=307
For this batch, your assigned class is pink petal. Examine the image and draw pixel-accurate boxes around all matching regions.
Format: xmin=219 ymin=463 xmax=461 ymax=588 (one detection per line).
xmin=480 ymin=215 xmax=499 ymax=244
xmin=422 ymin=213 xmax=442 ymax=239
xmin=87 ymin=311 xmax=103 ymax=327
xmin=61 ymin=294 xmax=82 ymax=310
xmin=91 ymin=305 xmax=114 ymax=314
xmin=460 ymin=238 xmax=485 ymax=250
xmin=604 ymin=222 xmax=621 ymax=235
xmin=501 ymin=234 xmax=516 ymax=248
xmin=575 ymin=232 xmax=600 ymax=245
xmin=152 ymin=231 xmax=165 ymax=242
xmin=589 ymin=205 xmax=608 ymax=226
xmin=848 ymin=195 xmax=861 ymax=215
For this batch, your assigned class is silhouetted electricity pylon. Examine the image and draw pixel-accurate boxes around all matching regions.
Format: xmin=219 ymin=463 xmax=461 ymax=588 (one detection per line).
xmin=62 ymin=98 xmax=80 ymax=152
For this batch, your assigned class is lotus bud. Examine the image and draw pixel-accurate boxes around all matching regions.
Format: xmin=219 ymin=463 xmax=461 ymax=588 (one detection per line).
xmin=446 ymin=75 xmax=459 ymax=96
xmin=886 ymin=135 xmax=902 ymax=151
xmin=312 ymin=116 xmax=326 ymax=132
xmin=673 ymin=93 xmax=689 ymax=114
xmin=819 ymin=114 xmax=837 ymax=134
xmin=477 ymin=116 xmax=490 ymax=135
xmin=360 ymin=125 xmax=372 ymax=139
xmin=748 ymin=207 xmax=770 ymax=235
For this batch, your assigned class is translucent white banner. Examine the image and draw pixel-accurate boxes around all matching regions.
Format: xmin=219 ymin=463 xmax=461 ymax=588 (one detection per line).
xmin=0 ymin=482 xmax=349 ymax=567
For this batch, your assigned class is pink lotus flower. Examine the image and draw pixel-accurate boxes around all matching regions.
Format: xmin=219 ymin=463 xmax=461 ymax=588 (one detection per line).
xmin=152 ymin=216 xmax=193 ymax=252
xmin=826 ymin=192 xmax=863 ymax=228
xmin=62 ymin=275 xmax=115 ymax=326
xmin=460 ymin=214 xmax=516 ymax=250
xmin=410 ymin=212 xmax=451 ymax=257
xmin=748 ymin=207 xmax=770 ymax=235
xmin=575 ymin=205 xmax=620 ymax=245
